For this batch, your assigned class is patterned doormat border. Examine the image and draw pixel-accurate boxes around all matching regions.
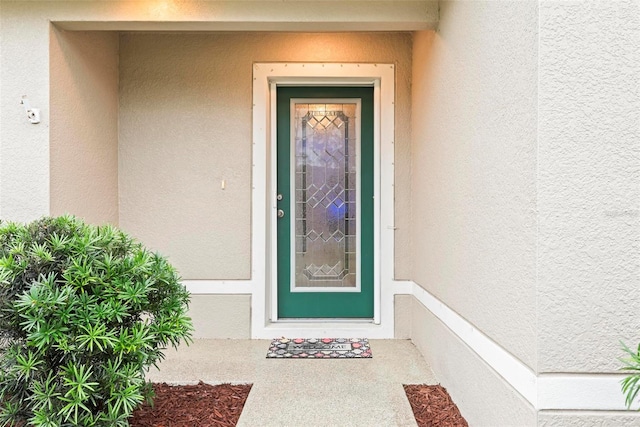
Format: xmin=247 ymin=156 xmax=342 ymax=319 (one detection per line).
xmin=267 ymin=338 xmax=372 ymax=359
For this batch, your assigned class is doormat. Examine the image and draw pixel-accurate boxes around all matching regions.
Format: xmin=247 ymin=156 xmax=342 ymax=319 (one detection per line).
xmin=266 ymin=338 xmax=372 ymax=358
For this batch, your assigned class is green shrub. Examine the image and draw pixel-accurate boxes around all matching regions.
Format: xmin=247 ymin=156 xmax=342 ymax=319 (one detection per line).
xmin=621 ymin=342 xmax=640 ymax=409
xmin=0 ymin=216 xmax=193 ymax=426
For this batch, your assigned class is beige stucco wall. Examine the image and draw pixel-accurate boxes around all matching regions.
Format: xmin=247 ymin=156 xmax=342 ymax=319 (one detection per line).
xmin=394 ymin=294 xmax=412 ymax=339
xmin=50 ymin=28 xmax=119 ymax=225
xmin=410 ymin=1 xmax=539 ymax=370
xmin=119 ymin=32 xmax=413 ymax=280
xmin=0 ymin=0 xmax=435 ymax=223
xmin=0 ymin=3 xmax=52 ymax=221
xmin=189 ymin=295 xmax=251 ymax=339
xmin=537 ymin=0 xmax=640 ymax=373
xmin=407 ymin=1 xmax=639 ymax=423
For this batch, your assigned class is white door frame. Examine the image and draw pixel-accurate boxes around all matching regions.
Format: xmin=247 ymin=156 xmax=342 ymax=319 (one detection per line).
xmin=251 ymin=63 xmax=396 ymax=338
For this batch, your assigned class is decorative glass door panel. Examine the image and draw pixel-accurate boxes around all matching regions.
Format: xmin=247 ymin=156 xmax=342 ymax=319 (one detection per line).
xmin=277 ymin=86 xmax=374 ymax=319
xmin=292 ymin=101 xmax=360 ymax=291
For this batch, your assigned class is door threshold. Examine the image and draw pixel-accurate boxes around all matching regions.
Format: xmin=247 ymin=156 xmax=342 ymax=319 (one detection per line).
xmin=254 ymin=321 xmax=391 ymax=339
xmin=275 ymin=318 xmax=374 ymax=324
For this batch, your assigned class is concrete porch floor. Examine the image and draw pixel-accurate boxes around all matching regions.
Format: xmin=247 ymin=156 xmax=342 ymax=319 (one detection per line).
xmin=146 ymin=339 xmax=438 ymax=426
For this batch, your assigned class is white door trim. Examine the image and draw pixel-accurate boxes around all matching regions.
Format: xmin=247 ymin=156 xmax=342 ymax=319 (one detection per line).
xmin=251 ymin=63 xmax=395 ymax=338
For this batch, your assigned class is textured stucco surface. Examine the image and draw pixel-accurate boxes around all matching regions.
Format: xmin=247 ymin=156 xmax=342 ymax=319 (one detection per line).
xmin=0 ymin=4 xmax=51 ymax=221
xmin=188 ymin=295 xmax=251 ymax=339
xmin=0 ymin=0 xmax=432 ymax=223
xmin=119 ymin=32 xmax=413 ymax=279
xmin=537 ymin=0 xmax=640 ymax=373
xmin=394 ymin=294 xmax=412 ymax=339
xmin=411 ymin=297 xmax=537 ymax=427
xmin=50 ymin=28 xmax=119 ymax=225
xmin=410 ymin=0 xmax=538 ymax=369
xmin=538 ymin=412 xmax=640 ymax=427
xmin=0 ymin=0 xmax=422 ymax=282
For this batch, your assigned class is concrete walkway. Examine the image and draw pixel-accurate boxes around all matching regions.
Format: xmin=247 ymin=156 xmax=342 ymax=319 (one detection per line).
xmin=147 ymin=339 xmax=438 ymax=427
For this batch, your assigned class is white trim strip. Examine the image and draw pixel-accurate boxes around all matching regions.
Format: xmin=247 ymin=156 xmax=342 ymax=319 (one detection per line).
xmin=183 ymin=277 xmax=630 ymax=411
xmin=410 ymin=281 xmax=632 ymax=412
xmin=377 ymin=65 xmax=395 ymax=326
xmin=373 ymin=79 xmax=382 ymax=324
xmin=183 ymin=280 xmax=253 ymax=294
xmin=184 ymin=281 xmax=629 ymax=410
xmin=269 ymin=81 xmax=279 ymax=322
xmin=411 ymin=282 xmax=538 ymax=407
xmin=391 ymin=280 xmax=413 ymax=294
xmin=538 ymin=374 xmax=628 ymax=411
xmin=252 ymin=323 xmax=390 ymax=340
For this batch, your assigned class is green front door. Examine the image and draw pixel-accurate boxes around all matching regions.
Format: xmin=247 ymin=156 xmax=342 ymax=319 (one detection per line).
xmin=277 ymin=86 xmax=374 ymax=318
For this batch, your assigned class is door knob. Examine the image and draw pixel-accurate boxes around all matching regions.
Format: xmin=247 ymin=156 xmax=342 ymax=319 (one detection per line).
xmin=277 ymin=209 xmax=285 ymax=218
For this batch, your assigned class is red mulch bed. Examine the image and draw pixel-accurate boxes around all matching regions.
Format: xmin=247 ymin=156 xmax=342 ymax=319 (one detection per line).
xmin=129 ymin=382 xmax=464 ymax=427
xmin=130 ymin=382 xmax=252 ymax=427
xmin=404 ymin=384 xmax=468 ymax=427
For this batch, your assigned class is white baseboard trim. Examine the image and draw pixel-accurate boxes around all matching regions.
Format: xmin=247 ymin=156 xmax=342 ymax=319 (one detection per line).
xmin=409 ymin=281 xmax=630 ymax=412
xmin=538 ymin=373 xmax=628 ymax=411
xmin=183 ymin=280 xmax=253 ymax=294
xmin=182 ymin=279 xmax=412 ymax=298
xmin=181 ymin=277 xmax=630 ymax=411
xmin=410 ymin=282 xmax=538 ymax=406
xmin=391 ymin=279 xmax=414 ymax=294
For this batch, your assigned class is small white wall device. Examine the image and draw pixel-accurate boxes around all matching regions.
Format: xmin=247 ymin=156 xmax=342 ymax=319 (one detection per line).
xmin=20 ymin=95 xmax=41 ymax=124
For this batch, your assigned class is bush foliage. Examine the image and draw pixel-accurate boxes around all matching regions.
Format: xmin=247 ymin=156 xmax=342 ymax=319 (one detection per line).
xmin=621 ymin=342 xmax=640 ymax=409
xmin=0 ymin=216 xmax=193 ymax=426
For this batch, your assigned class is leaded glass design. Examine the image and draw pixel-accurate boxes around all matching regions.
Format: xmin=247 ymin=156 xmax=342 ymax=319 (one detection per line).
xmin=292 ymin=102 xmax=359 ymax=289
